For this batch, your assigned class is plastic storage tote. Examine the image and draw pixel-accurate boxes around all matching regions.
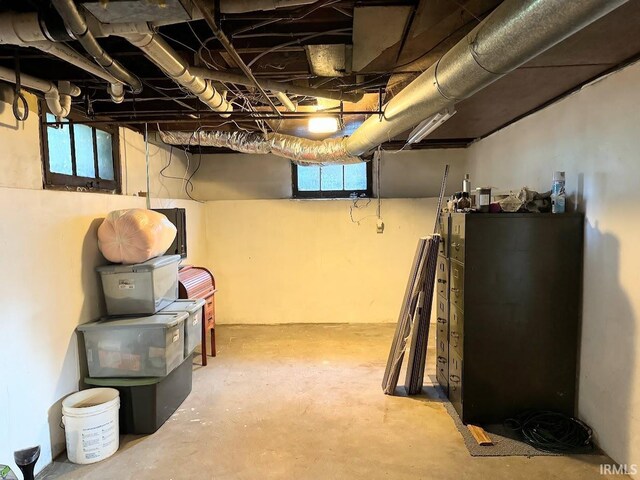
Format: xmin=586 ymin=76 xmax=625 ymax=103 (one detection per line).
xmin=157 ymin=299 xmax=205 ymax=356
xmin=96 ymin=255 xmax=181 ymax=316
xmin=78 ymin=312 xmax=187 ymax=378
xmin=84 ymin=355 xmax=193 ymax=434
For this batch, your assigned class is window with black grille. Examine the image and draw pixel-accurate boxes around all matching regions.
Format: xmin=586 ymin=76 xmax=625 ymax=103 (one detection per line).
xmin=40 ymin=109 xmax=120 ymax=192
xmin=292 ymin=162 xmax=372 ymax=199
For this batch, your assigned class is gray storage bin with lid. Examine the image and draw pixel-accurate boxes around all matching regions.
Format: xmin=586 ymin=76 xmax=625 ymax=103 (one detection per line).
xmin=77 ymin=312 xmax=188 ymax=378
xmin=96 ymin=255 xmax=180 ymax=315
xmin=157 ymin=299 xmax=205 ymax=356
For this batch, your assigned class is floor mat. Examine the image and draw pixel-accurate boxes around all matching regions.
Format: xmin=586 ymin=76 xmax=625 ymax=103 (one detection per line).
xmin=442 ymin=401 xmax=559 ymax=457
xmin=426 ymin=374 xmax=556 ymax=457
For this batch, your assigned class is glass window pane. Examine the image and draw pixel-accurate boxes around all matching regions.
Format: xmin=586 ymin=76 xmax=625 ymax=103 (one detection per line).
xmin=320 ymin=165 xmax=344 ymax=191
xmin=344 ymin=162 xmax=367 ymax=190
xmin=73 ymin=124 xmax=96 ymax=178
xmin=46 ymin=113 xmax=72 ymax=175
xmin=297 ymin=165 xmax=320 ymax=191
xmin=96 ymin=129 xmax=114 ymax=180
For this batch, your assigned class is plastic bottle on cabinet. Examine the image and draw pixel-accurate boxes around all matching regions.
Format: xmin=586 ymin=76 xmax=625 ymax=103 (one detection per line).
xmin=463 ymin=174 xmax=471 ymax=194
xmin=551 ymin=171 xmax=566 ymax=214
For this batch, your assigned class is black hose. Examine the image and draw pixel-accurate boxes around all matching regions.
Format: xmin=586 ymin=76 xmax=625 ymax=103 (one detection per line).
xmin=12 ymin=91 xmax=29 ymax=122
xmin=12 ymin=53 xmax=29 ymax=121
xmin=505 ymin=410 xmax=594 ymax=454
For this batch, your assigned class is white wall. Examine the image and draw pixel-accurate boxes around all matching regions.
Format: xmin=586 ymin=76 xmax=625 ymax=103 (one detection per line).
xmin=0 ymin=88 xmax=207 ymax=475
xmin=192 ymin=145 xmax=466 ymax=325
xmin=377 ymin=149 xmax=467 ymax=198
xmin=206 ymin=198 xmax=438 ymax=324
xmin=466 ymin=61 xmax=640 ymax=477
xmin=0 ymin=86 xmax=466 ymax=474
xmin=193 ymin=153 xmax=293 ymax=200
xmin=193 ymin=148 xmax=467 ymax=200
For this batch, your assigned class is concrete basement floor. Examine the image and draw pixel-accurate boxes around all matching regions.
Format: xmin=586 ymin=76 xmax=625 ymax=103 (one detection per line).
xmin=41 ymin=324 xmax=622 ymax=479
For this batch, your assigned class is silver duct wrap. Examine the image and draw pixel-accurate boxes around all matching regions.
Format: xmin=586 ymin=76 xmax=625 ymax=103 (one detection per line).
xmin=160 ymin=0 xmax=628 ymax=162
xmin=267 ymin=134 xmax=358 ymax=164
xmin=160 ymin=130 xmax=271 ymax=154
xmin=159 ymin=130 xmax=361 ymax=165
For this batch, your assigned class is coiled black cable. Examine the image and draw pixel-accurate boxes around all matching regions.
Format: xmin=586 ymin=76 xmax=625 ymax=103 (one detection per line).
xmin=505 ymin=410 xmax=594 ymax=454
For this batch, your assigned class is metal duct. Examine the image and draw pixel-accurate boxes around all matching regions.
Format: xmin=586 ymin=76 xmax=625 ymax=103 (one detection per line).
xmin=51 ymin=0 xmax=143 ymax=93
xmin=118 ymin=28 xmax=233 ymax=117
xmin=161 ymin=0 xmax=628 ymax=163
xmin=344 ymin=0 xmax=629 ymax=157
xmin=158 ymin=130 xmax=360 ymax=165
xmin=0 ymin=65 xmax=80 ymax=117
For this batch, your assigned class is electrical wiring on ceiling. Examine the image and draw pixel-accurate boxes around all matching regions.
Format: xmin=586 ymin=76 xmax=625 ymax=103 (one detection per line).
xmin=188 ymin=25 xmax=271 ymax=134
xmin=246 ymin=28 xmax=353 ymax=68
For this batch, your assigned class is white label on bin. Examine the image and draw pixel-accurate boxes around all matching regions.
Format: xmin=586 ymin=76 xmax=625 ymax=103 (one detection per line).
xmin=172 ymin=331 xmax=180 ymax=343
xmin=118 ymin=279 xmax=135 ymax=289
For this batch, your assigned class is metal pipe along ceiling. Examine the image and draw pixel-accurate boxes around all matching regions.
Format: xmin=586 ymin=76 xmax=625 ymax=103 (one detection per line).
xmin=51 ymin=0 xmax=143 ymax=93
xmin=345 ymin=0 xmax=629 ymax=157
xmin=117 ymin=28 xmax=233 ymax=116
xmin=163 ymin=0 xmax=629 ymax=163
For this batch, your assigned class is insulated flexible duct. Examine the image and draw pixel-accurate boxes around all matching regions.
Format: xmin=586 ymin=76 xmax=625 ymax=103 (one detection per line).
xmin=158 ymin=130 xmax=360 ymax=164
xmin=161 ymin=0 xmax=628 ymax=163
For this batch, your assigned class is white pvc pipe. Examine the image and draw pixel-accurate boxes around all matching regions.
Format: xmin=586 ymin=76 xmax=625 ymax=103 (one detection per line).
xmin=118 ymin=27 xmax=233 ymax=116
xmin=0 ymin=65 xmax=80 ymax=117
xmin=0 ymin=13 xmax=125 ymax=103
xmin=274 ymin=91 xmax=297 ymax=112
xmin=29 ymin=41 xmax=125 ymax=104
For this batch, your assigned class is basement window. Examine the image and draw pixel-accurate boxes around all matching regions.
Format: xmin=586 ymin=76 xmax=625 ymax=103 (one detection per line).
xmin=292 ymin=162 xmax=372 ymax=199
xmin=40 ymin=110 xmax=121 ymax=193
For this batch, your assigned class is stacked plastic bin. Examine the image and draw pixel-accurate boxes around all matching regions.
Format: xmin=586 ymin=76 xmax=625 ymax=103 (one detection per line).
xmin=77 ymin=255 xmax=204 ymax=434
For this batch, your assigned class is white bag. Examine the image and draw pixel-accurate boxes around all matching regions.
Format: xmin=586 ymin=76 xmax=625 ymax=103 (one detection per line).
xmin=97 ymin=209 xmax=177 ymax=264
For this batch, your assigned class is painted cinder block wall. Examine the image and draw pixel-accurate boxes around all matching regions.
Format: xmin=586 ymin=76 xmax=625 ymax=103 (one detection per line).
xmin=465 ymin=61 xmax=640 ymax=477
xmin=0 ymin=90 xmax=208 ymax=475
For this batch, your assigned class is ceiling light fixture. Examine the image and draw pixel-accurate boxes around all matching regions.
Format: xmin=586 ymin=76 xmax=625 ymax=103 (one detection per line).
xmin=308 ymin=116 xmax=339 ymax=134
xmin=406 ymin=106 xmax=457 ymax=145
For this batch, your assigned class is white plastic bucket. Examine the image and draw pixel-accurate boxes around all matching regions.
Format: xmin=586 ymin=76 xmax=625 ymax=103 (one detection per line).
xmin=62 ymin=388 xmax=120 ymax=464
